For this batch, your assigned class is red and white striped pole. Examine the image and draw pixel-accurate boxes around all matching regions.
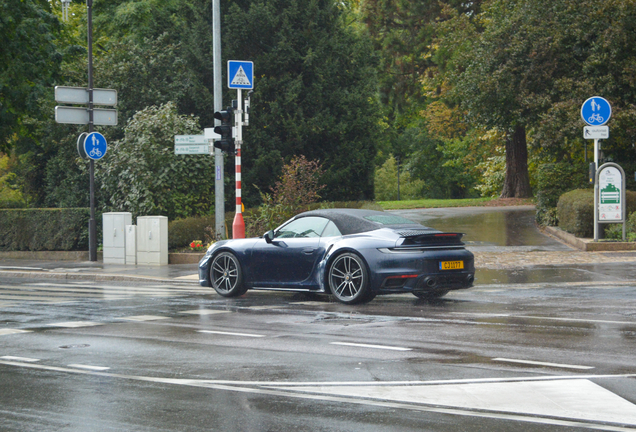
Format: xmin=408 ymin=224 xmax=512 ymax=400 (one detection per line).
xmin=232 ymin=89 xmax=245 ymax=238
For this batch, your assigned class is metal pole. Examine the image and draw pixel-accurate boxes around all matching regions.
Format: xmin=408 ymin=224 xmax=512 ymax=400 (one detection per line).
xmin=87 ymin=0 xmax=97 ymax=262
xmin=594 ymin=138 xmax=599 ymax=169
xmin=232 ymin=89 xmax=245 ymax=238
xmin=212 ymin=0 xmax=224 ymax=240
xmin=396 ymin=157 xmax=400 ymax=201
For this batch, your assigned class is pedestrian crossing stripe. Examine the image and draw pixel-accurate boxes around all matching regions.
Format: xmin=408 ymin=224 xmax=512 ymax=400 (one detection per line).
xmin=231 ymin=66 xmax=251 ymax=86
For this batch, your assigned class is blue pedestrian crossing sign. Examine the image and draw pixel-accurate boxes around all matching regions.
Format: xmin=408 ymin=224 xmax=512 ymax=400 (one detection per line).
xmin=84 ymin=132 xmax=107 ymax=160
xmin=228 ymin=61 xmax=254 ymax=89
xmin=581 ymin=96 xmax=611 ymax=126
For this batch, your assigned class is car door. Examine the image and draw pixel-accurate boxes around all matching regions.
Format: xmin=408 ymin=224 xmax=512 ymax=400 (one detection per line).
xmin=249 ymin=216 xmax=329 ymax=288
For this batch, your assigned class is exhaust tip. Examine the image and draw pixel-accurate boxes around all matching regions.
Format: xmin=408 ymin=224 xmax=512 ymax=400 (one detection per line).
xmin=425 ymin=277 xmax=437 ymax=288
xmin=466 ymin=275 xmax=474 ymax=285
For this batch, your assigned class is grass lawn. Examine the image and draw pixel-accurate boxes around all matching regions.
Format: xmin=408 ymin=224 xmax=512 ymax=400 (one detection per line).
xmin=378 ymin=197 xmax=535 ymax=210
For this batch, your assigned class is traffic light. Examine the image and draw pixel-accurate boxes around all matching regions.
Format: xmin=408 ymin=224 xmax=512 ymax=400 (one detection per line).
xmin=213 ymin=108 xmax=235 ymax=154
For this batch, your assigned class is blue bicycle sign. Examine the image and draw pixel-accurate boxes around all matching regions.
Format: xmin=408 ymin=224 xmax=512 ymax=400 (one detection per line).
xmin=581 ymin=97 xmax=611 ymax=126
xmin=84 ymin=132 xmax=107 ymax=161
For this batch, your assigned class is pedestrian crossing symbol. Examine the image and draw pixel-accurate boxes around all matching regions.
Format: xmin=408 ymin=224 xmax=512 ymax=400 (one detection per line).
xmin=228 ymin=61 xmax=254 ymax=89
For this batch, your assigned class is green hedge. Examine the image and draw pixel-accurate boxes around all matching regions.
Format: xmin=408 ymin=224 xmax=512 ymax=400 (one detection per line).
xmin=557 ymin=189 xmax=636 ymax=238
xmin=0 ymin=208 xmax=94 ymax=251
xmin=169 ymin=215 xmax=217 ymax=249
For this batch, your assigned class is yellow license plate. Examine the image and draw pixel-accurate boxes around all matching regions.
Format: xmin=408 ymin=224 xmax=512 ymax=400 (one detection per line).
xmin=440 ymin=261 xmax=464 ymax=270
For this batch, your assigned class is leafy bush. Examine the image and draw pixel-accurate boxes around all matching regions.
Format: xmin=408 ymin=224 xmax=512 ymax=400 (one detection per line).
xmin=0 ymin=208 xmax=94 ymax=251
xmin=245 ymin=156 xmax=325 ymax=237
xmin=535 ymin=162 xmax=588 ymax=226
xmin=100 ymin=102 xmax=215 ymax=220
xmin=474 ymin=154 xmax=506 ymax=198
xmin=558 ymin=189 xmax=636 ymax=238
xmin=557 ymin=189 xmax=594 ymax=237
xmin=0 ymin=154 xmax=26 ymax=208
xmin=168 ymin=215 xmax=217 ymax=250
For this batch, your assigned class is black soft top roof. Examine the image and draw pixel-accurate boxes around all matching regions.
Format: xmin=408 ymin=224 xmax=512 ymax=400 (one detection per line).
xmin=296 ymin=209 xmax=426 ymax=235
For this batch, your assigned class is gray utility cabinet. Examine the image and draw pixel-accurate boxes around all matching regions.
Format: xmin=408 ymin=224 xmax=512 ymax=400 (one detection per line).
xmin=125 ymin=225 xmax=137 ymax=265
xmin=102 ymin=212 xmax=133 ymax=264
xmin=137 ymin=216 xmax=168 ymax=265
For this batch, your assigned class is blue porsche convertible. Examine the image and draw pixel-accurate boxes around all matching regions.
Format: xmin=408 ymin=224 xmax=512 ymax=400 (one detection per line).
xmin=199 ymin=209 xmax=474 ymax=304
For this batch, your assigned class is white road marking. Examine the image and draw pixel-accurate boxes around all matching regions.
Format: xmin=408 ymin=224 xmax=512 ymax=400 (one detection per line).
xmin=518 ymin=315 xmax=636 ymax=326
xmin=493 ymin=357 xmax=595 ymax=370
xmin=0 ymin=356 xmax=39 ymax=362
xmin=451 ymin=312 xmax=636 ymax=326
xmin=116 ymin=315 xmax=169 ymax=321
xmin=68 ymin=364 xmax=110 ymax=371
xmin=46 ymin=321 xmax=102 ymax=328
xmin=0 ymin=329 xmax=32 ymax=336
xmin=330 ymin=342 xmax=412 ymax=351
xmin=197 ymin=330 xmax=265 ymax=338
xmin=180 ymin=309 xmax=231 ymax=315
xmin=1 ymin=359 xmax=635 ymax=431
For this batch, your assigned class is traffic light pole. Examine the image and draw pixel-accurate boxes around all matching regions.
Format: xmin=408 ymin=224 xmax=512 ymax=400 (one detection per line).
xmin=233 ymin=89 xmax=245 ymax=238
xmin=212 ymin=0 xmax=224 ymax=240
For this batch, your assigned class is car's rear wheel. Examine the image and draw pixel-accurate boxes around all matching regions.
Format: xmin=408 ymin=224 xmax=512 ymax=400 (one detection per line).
xmin=328 ymin=252 xmax=373 ymax=304
xmin=412 ymin=290 xmax=448 ymax=300
xmin=210 ymin=252 xmax=247 ymax=297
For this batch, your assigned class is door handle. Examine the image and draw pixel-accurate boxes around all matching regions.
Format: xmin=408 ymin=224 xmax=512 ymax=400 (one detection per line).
xmin=302 ymin=248 xmax=317 ymax=255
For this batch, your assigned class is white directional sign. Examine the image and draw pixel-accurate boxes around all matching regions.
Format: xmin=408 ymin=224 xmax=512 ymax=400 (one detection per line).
xmin=55 ymin=86 xmax=118 ymax=106
xmin=55 ymin=106 xmax=118 ymax=125
xmin=228 ymin=61 xmax=254 ymax=89
xmin=174 ymin=135 xmax=210 ymax=154
xmin=175 ymin=135 xmax=207 ymax=145
xmin=583 ymin=126 xmax=609 ymax=140
xmin=175 ymin=144 xmax=210 ymax=155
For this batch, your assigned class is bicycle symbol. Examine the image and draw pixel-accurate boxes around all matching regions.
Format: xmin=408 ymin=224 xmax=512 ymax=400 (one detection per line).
xmin=89 ymin=147 xmax=102 ymax=157
xmin=588 ymin=113 xmax=604 ymax=123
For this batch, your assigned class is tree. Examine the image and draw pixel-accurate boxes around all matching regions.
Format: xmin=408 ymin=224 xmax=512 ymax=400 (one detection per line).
xmin=100 ymin=102 xmax=216 ymax=220
xmin=0 ymin=0 xmax=63 ymax=152
xmin=435 ymin=0 xmax=636 ymax=197
xmin=224 ymin=0 xmax=381 ymax=204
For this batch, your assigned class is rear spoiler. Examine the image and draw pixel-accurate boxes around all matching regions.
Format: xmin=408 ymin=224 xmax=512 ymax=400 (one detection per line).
xmin=395 ymin=232 xmax=465 ymax=248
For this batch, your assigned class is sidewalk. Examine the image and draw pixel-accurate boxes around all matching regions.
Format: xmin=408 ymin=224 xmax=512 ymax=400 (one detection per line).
xmin=0 ymin=259 xmax=201 ymax=285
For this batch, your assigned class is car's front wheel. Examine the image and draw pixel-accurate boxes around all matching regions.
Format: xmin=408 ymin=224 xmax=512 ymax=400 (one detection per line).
xmin=328 ymin=252 xmax=373 ymax=304
xmin=210 ymin=252 xmax=247 ymax=297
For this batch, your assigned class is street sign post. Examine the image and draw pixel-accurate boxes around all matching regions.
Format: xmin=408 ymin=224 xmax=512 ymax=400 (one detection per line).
xmin=175 ymin=145 xmax=210 ymax=155
xmin=583 ymin=126 xmax=609 ymax=140
xmin=55 ymin=106 xmax=118 ymax=125
xmin=581 ymin=96 xmax=611 ymax=126
xmin=55 ymin=86 xmax=117 ymax=106
xmin=174 ymin=135 xmax=210 ymax=155
xmin=84 ymin=132 xmax=107 ymax=161
xmin=228 ymin=61 xmax=254 ymax=89
xmin=581 ymin=97 xmax=612 ymax=183
xmin=594 ymin=163 xmax=626 ymax=241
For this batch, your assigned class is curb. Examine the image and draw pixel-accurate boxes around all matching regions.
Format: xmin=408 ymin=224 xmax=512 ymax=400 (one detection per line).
xmin=0 ymin=270 xmax=199 ymax=285
xmin=541 ymin=226 xmax=636 ymax=251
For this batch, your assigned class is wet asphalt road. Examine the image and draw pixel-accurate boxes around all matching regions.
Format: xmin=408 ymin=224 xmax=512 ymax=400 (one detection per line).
xmin=1 ymin=207 xmax=636 ymax=431
xmin=1 ymin=278 xmax=636 ymax=432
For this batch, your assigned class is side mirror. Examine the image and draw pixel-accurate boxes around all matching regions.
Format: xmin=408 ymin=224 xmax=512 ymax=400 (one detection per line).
xmin=264 ymin=230 xmax=274 ymax=244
